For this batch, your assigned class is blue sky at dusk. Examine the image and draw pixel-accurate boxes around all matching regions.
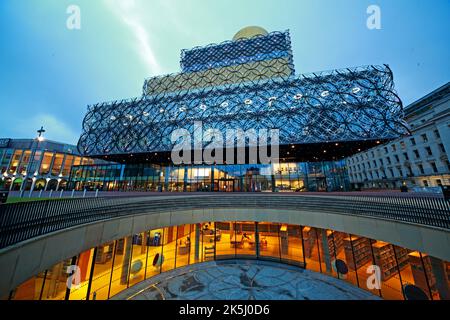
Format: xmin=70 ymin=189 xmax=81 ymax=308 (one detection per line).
xmin=0 ymin=0 xmax=449 ymax=144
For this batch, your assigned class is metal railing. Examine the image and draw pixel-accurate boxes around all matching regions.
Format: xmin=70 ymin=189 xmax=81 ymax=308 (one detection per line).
xmin=0 ymin=194 xmax=449 ymax=250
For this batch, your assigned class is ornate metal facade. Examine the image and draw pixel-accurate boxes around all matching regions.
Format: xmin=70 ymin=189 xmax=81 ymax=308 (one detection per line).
xmin=78 ymin=30 xmax=408 ymax=157
xmin=179 ymin=31 xmax=295 ymax=73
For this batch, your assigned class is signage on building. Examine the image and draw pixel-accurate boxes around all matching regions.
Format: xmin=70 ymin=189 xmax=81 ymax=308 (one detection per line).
xmin=0 ymin=138 xmax=10 ymax=148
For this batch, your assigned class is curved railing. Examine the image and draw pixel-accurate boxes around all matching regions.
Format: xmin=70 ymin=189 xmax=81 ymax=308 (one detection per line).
xmin=0 ymin=194 xmax=449 ymax=250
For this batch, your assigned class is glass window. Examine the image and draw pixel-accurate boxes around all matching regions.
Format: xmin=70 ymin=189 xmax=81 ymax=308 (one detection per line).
xmin=199 ymin=222 xmax=216 ymax=262
xmin=146 ymin=229 xmax=164 ymax=279
xmin=73 ymin=157 xmax=82 ymax=166
xmin=434 ymin=130 xmax=440 ymax=138
xmin=235 ymin=222 xmax=256 ymax=258
xmin=127 ymin=234 xmax=148 ymax=288
xmin=39 ymin=152 xmax=54 ymax=175
xmin=87 ymin=241 xmax=116 ymax=300
xmin=40 ymin=257 xmax=75 ymax=300
xmin=61 ymin=155 xmax=74 ymax=177
xmin=51 ymin=153 xmax=64 ymax=176
xmin=330 ymin=232 xmax=359 ymax=289
xmin=343 ymin=235 xmax=381 ymax=296
xmin=10 ymin=271 xmax=46 ymax=300
xmin=175 ymin=224 xmax=192 ymax=268
xmin=28 ymin=150 xmax=42 ymax=174
xmin=421 ymin=134 xmax=428 ymax=143
xmin=109 ymin=237 xmax=133 ymax=298
xmin=258 ymin=222 xmax=281 ymax=261
xmin=68 ymin=249 xmax=93 ymax=300
xmin=395 ymin=247 xmax=438 ymax=300
xmin=370 ymin=241 xmax=404 ymax=299
xmin=215 ymin=222 xmax=234 ymax=259
xmin=161 ymin=226 xmax=177 ymax=273
xmin=18 ymin=150 xmax=32 ymax=175
xmin=0 ymin=149 xmax=13 ymax=174
xmin=8 ymin=150 xmax=23 ymax=174
xmin=430 ymin=162 xmax=438 ymax=173
xmin=280 ymin=224 xmax=304 ymax=267
xmin=418 ymin=164 xmax=425 ymax=174
xmin=302 ymin=227 xmax=322 ymax=274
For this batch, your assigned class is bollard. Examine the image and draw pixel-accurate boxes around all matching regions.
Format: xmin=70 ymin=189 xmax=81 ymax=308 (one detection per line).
xmin=20 ymin=190 xmax=24 ymax=198
xmin=49 ymin=189 xmax=53 ymax=198
xmin=60 ymin=189 xmax=64 ymax=198
xmin=95 ymin=189 xmax=99 ymax=198
xmin=39 ymin=189 xmax=43 ymax=198
xmin=71 ymin=189 xmax=75 ymax=198
xmin=83 ymin=189 xmax=86 ymax=198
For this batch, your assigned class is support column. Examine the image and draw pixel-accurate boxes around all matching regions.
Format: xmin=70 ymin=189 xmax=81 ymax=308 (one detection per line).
xmin=255 ymin=222 xmax=260 ymax=258
xmin=280 ymin=227 xmax=289 ymax=257
xmin=9 ymin=178 xmax=15 ymax=191
xmin=120 ymin=236 xmax=133 ymax=285
xmin=20 ymin=178 xmax=27 ymax=191
xmin=141 ymin=232 xmax=146 ymax=254
xmin=303 ymin=163 xmax=310 ymax=191
xmin=164 ymin=167 xmax=169 ymax=191
xmin=183 ymin=166 xmax=188 ymax=192
xmin=29 ymin=178 xmax=36 ymax=197
xmin=321 ymin=230 xmax=332 ymax=274
xmin=211 ymin=165 xmax=215 ymax=192
xmin=195 ymin=224 xmax=201 ymax=261
xmin=65 ymin=256 xmax=77 ymax=300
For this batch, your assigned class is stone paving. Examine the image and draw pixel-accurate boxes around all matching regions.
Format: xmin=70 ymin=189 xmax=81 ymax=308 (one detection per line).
xmin=113 ymin=260 xmax=380 ymax=300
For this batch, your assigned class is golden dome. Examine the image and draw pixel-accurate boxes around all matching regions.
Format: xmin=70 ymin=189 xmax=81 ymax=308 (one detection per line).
xmin=232 ymin=26 xmax=269 ymax=41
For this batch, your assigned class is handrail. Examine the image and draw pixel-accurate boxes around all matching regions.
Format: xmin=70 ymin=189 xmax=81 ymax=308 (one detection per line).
xmin=0 ymin=194 xmax=449 ymax=250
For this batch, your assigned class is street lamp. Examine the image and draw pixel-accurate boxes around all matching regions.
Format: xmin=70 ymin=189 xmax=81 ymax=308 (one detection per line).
xmin=27 ymin=126 xmax=46 ymax=197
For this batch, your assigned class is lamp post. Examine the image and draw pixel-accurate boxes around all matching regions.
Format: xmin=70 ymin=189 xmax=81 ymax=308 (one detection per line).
xmin=28 ymin=126 xmax=45 ymax=197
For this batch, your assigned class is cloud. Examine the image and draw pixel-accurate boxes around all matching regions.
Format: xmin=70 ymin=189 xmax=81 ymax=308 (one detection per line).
xmin=104 ymin=0 xmax=163 ymax=75
xmin=13 ymin=114 xmax=80 ymax=145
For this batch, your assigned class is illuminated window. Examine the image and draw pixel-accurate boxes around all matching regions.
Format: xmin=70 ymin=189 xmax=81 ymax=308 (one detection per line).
xmin=8 ymin=150 xmax=23 ymax=174
xmin=51 ymin=153 xmax=64 ymax=176
xmin=39 ymin=152 xmax=54 ymax=175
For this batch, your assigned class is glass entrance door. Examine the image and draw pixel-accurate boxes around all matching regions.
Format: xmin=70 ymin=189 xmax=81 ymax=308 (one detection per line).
xmin=218 ymin=179 xmax=236 ymax=192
